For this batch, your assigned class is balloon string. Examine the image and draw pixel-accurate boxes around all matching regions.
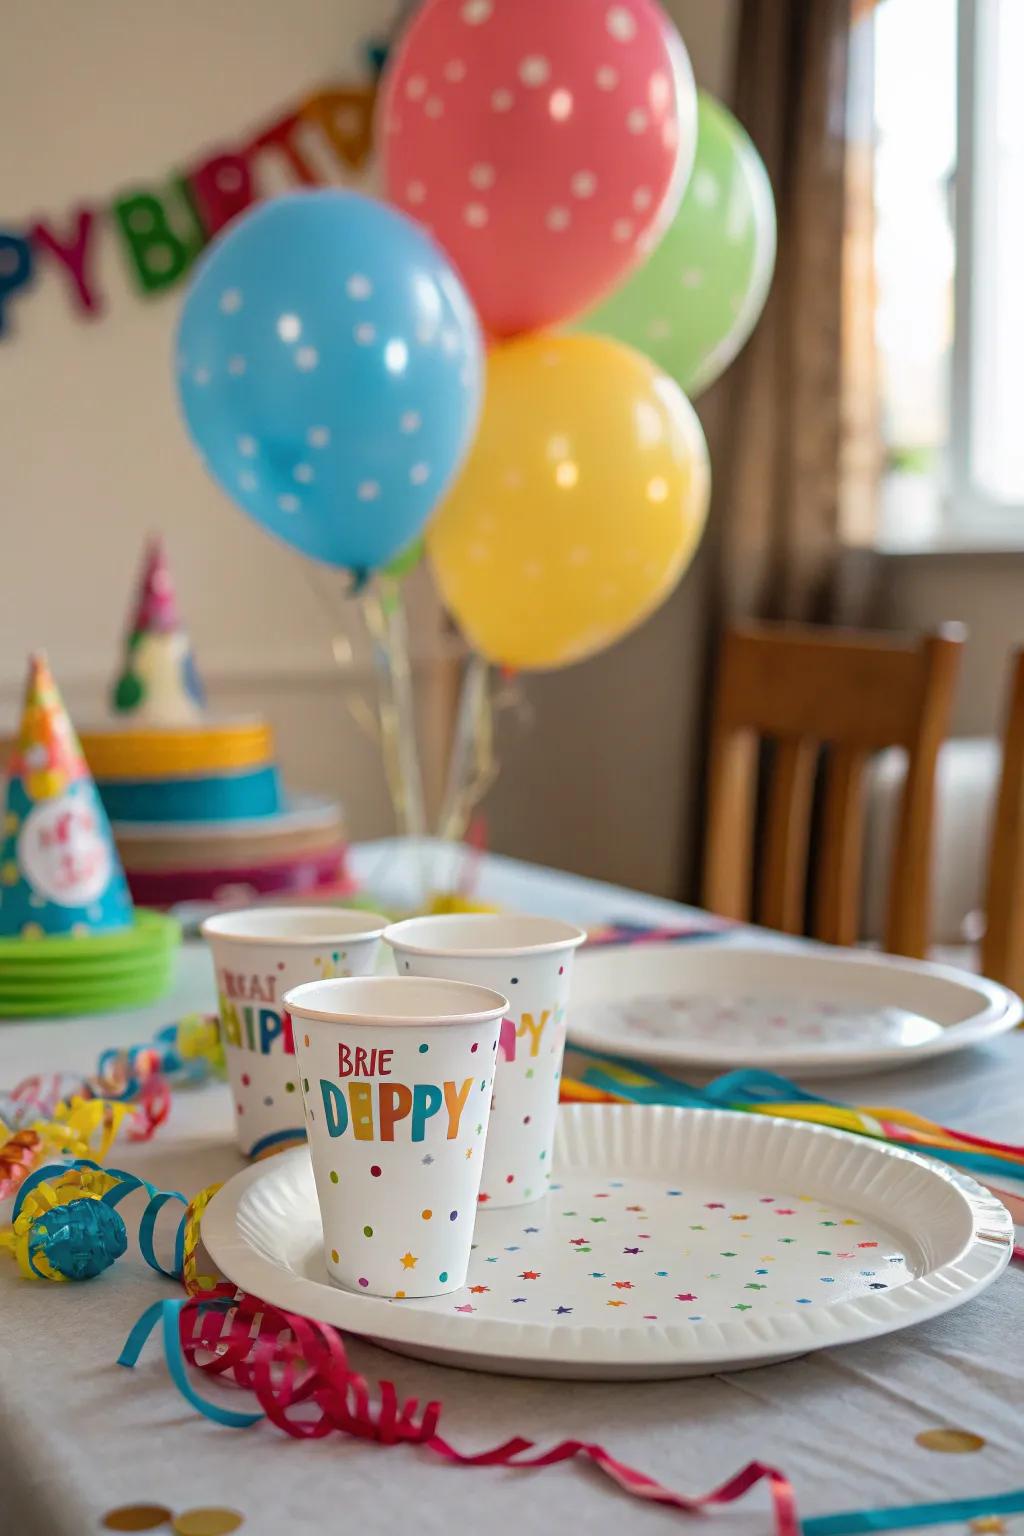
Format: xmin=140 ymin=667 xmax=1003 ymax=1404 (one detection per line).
xmin=302 ymin=567 xmax=381 ymax=748
xmin=437 ymin=652 xmax=494 ymax=842
xmin=361 ymin=581 xmax=427 ymax=843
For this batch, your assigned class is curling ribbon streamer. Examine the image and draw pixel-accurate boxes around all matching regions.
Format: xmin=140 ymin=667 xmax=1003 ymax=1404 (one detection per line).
xmin=4 ymin=1161 xmax=186 ymax=1280
xmin=118 ymin=1294 xmax=799 ymax=1534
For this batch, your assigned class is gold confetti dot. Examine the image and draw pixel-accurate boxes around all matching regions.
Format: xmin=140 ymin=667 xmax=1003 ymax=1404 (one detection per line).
xmin=970 ymin=1519 xmax=1007 ymax=1533
xmin=915 ymin=1428 xmax=986 ymax=1454
xmin=102 ymin=1505 xmax=173 ymax=1532
xmin=172 ymin=1510 xmax=244 ymax=1536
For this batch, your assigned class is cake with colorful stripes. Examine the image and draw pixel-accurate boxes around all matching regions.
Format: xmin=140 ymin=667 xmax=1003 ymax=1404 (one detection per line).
xmin=2 ymin=539 xmax=349 ymax=909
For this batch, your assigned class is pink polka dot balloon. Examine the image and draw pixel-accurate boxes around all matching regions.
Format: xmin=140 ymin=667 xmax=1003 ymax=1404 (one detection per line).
xmin=380 ymin=0 xmax=697 ymax=338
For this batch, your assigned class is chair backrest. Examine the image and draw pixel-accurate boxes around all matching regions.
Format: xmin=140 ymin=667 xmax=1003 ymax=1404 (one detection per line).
xmin=981 ymin=649 xmax=1024 ymax=992
xmin=702 ymin=621 xmax=965 ymax=956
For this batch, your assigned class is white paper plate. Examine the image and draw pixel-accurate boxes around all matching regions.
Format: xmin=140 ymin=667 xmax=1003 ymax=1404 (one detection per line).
xmin=567 ymin=941 xmax=1022 ymax=1077
xmin=201 ymin=1105 xmax=1013 ymax=1380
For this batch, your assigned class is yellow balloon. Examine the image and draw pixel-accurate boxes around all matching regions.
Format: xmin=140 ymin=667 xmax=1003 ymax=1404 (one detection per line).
xmin=426 ymin=334 xmax=710 ymax=670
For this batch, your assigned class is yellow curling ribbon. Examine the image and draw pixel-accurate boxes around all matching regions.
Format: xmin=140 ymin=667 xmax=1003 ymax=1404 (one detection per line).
xmin=181 ymin=1183 xmax=226 ymax=1297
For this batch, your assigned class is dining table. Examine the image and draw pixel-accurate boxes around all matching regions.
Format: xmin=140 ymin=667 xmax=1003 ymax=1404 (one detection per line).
xmin=1 ymin=837 xmax=1021 ymax=1536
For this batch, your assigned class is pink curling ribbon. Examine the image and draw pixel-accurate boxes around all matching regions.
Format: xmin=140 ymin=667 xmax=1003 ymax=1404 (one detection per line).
xmin=121 ymin=1292 xmax=799 ymax=1536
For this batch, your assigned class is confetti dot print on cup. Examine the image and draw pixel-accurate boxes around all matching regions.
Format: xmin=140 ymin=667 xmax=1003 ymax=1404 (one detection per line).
xmin=201 ymin=907 xmax=388 ymax=1158
xmin=383 ymin=915 xmax=586 ymax=1208
xmin=288 ymin=974 xmax=507 ymax=1297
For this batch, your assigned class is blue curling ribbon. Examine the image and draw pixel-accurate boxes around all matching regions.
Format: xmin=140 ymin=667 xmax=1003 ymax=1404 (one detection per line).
xmin=12 ymin=1161 xmax=188 ymax=1282
xmin=573 ymin=1056 xmax=1024 ymax=1181
xmin=803 ymin=1487 xmax=1024 ymax=1535
xmin=29 ymin=1199 xmax=128 ymax=1280
xmin=118 ymin=1298 xmax=264 ymax=1428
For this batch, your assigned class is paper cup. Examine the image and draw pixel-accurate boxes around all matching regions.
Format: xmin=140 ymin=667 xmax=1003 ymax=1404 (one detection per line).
xmin=383 ymin=915 xmax=585 ymax=1208
xmin=285 ymin=975 xmax=507 ymax=1297
xmin=202 ymin=906 xmax=388 ymax=1158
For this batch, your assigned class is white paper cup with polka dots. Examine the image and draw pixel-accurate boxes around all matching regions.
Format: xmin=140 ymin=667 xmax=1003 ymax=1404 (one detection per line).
xmin=202 ymin=906 xmax=389 ymax=1159
xmin=285 ymin=974 xmax=507 ymax=1298
xmin=383 ymin=915 xmax=586 ymax=1208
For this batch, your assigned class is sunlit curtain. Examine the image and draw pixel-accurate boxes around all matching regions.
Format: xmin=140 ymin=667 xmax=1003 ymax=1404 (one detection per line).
xmin=706 ymin=0 xmax=873 ymax=623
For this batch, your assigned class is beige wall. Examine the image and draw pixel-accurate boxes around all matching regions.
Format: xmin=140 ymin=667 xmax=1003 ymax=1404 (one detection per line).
xmin=3 ymin=0 xmax=738 ymax=895
xmin=864 ymin=552 xmax=1024 ymax=736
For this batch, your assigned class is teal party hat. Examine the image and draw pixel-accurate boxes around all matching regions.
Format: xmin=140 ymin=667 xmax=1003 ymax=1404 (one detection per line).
xmin=0 ymin=653 xmax=134 ymax=938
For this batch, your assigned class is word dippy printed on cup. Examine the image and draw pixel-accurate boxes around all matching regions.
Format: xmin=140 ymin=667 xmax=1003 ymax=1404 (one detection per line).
xmin=201 ymin=907 xmax=388 ymax=1159
xmin=286 ymin=975 xmax=508 ymax=1298
xmin=318 ymin=1038 xmax=477 ymax=1145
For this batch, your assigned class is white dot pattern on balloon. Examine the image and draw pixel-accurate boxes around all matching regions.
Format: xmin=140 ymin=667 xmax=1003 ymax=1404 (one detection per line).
xmin=192 ymin=366 xmax=210 ymax=386
xmin=441 ymin=330 xmax=461 ymax=355
xmin=278 ymin=494 xmax=300 ymax=513
xmin=524 ymin=561 xmax=543 ymax=580
xmin=549 ymin=88 xmax=573 ymax=121
xmin=649 ymin=70 xmax=671 ymax=112
xmin=571 ymin=171 xmax=597 ymax=198
xmin=627 ymin=108 xmax=649 ymax=134
xmin=464 ymin=203 xmax=489 ymax=228
xmin=425 ymin=96 xmax=444 ymax=118
xmin=295 ymin=346 xmax=319 ymax=370
xmin=692 ymin=169 xmax=720 ymax=207
xmin=238 ymin=435 xmax=258 ymax=457
xmin=546 ymin=206 xmax=571 ymax=231
xmin=354 ymin=323 xmax=376 ymax=345
xmin=607 ymin=6 xmax=638 ymax=41
xmin=277 ymin=313 xmax=301 ymax=342
xmin=681 ymin=269 xmax=704 ymax=288
xmin=238 ymin=471 xmax=258 ymax=493
xmin=445 ymin=59 xmax=467 ymax=82
xmin=648 ymin=318 xmax=671 ymax=340
xmin=596 ymin=65 xmax=619 ymax=90
xmin=519 ymin=55 xmax=550 ymax=86
xmin=647 ymin=476 xmax=669 ymax=503
xmin=293 ymin=463 xmax=314 ymax=484
xmin=633 ymin=186 xmax=653 ymax=211
xmin=406 ymin=180 xmax=427 ymax=204
xmin=569 ymin=547 xmax=591 ymax=565
xmin=612 ymin=219 xmax=634 ymax=242
xmin=400 ymin=411 xmax=422 ymax=434
xmin=406 ymin=75 xmax=427 ymax=100
xmin=385 ymin=339 xmax=409 ymax=374
xmin=410 ymin=462 xmax=430 ymax=485
xmin=469 ymin=543 xmax=490 ymax=562
xmin=308 ymin=426 xmax=330 ymax=449
xmin=347 ymin=273 xmax=372 ymax=299
xmin=219 ymin=288 xmax=243 ymax=313
xmin=227 ymin=355 xmax=247 ymax=376
xmin=491 ymin=88 xmax=514 ymax=112
xmin=469 ymin=162 xmax=496 ymax=189
xmin=358 ymin=481 xmax=380 ymax=501
xmin=461 ymin=0 xmax=492 ymax=22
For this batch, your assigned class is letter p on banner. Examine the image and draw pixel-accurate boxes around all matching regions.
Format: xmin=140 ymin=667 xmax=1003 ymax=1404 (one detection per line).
xmin=0 ymin=232 xmax=35 ymax=336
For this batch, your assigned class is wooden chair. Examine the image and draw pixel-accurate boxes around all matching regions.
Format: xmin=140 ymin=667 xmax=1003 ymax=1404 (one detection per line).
xmin=981 ymin=649 xmax=1024 ymax=992
xmin=702 ymin=621 xmax=965 ymax=957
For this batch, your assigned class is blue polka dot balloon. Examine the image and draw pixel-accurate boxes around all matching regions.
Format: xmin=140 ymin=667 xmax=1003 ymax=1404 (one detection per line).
xmin=175 ymin=190 xmax=483 ymax=575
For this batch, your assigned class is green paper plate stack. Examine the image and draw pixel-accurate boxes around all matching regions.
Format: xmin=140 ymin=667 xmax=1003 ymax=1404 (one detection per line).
xmin=0 ymin=910 xmax=181 ymax=1018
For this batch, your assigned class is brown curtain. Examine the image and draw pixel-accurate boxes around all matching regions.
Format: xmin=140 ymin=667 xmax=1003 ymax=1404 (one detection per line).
xmin=706 ymin=0 xmax=868 ymax=624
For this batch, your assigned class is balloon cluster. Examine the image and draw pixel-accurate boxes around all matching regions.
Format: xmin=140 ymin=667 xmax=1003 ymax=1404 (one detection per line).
xmin=175 ymin=0 xmax=774 ymax=671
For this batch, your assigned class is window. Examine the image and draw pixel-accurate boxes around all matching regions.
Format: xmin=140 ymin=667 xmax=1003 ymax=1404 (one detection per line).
xmin=871 ymin=0 xmax=1024 ymax=546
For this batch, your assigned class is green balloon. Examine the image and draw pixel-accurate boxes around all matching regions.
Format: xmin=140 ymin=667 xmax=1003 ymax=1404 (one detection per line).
xmin=579 ymin=92 xmax=776 ymax=398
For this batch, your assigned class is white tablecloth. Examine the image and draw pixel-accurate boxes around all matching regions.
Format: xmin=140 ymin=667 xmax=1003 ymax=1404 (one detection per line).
xmin=1 ymin=840 xmax=1021 ymax=1536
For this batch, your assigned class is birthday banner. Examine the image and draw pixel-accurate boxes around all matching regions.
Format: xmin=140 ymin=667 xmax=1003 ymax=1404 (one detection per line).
xmin=0 ymin=76 xmax=378 ymax=338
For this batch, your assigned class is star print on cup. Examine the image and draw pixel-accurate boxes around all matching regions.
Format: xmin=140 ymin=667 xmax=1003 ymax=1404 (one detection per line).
xmin=287 ymin=973 xmax=506 ymax=1297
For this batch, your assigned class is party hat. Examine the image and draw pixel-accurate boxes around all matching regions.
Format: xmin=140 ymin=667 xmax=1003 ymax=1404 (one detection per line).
xmin=1 ymin=654 xmax=134 ymax=938
xmin=111 ymin=536 xmax=205 ymax=724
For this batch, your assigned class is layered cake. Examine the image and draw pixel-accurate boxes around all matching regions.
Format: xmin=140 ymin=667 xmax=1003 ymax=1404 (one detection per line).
xmin=86 ymin=539 xmax=349 ymax=907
